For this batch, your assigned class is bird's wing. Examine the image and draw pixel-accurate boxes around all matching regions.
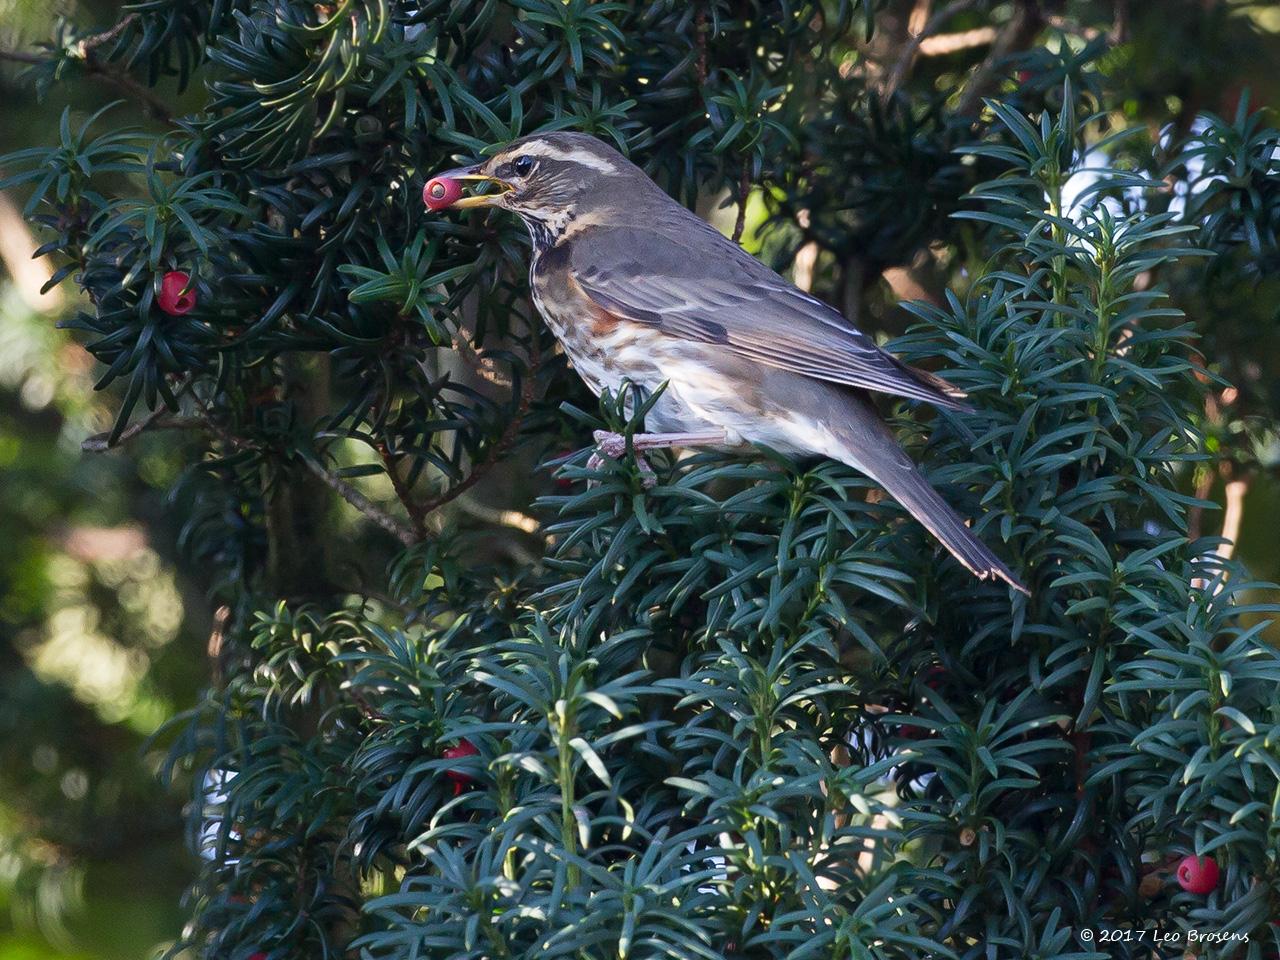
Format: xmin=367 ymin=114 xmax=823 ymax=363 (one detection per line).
xmin=568 ymin=224 xmax=969 ymax=410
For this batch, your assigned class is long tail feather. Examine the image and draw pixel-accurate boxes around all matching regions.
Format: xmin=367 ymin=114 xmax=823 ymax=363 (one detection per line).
xmin=833 ymin=396 xmax=1029 ymax=595
xmin=868 ymin=459 xmax=1028 ymax=594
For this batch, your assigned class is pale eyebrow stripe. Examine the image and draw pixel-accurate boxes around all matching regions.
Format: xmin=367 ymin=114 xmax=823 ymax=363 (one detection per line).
xmin=508 ymin=141 xmax=618 ymax=174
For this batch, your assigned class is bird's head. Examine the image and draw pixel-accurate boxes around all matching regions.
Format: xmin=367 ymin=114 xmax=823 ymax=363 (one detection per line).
xmin=425 ymin=132 xmax=653 ymax=236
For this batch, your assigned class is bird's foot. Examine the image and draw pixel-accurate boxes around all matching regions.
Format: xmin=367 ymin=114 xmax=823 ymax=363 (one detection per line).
xmin=592 ymin=429 xmax=630 ymax=460
xmin=588 ymin=429 xmax=730 ymax=488
xmin=588 ymin=430 xmax=657 ymax=488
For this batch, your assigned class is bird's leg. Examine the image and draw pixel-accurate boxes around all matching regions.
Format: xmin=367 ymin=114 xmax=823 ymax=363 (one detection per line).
xmin=588 ymin=429 xmax=729 ymax=487
xmin=594 ymin=429 xmax=729 ymax=455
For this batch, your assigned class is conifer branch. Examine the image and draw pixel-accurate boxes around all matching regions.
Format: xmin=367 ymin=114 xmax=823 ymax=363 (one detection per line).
xmin=301 ymin=454 xmax=419 ymax=548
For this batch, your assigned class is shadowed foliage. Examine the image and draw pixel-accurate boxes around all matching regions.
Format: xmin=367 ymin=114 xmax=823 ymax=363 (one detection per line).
xmin=2 ymin=2 xmax=1280 ymax=958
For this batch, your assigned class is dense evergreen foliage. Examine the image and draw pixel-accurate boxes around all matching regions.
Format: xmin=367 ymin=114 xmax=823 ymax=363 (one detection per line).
xmin=3 ymin=1 xmax=1280 ymax=958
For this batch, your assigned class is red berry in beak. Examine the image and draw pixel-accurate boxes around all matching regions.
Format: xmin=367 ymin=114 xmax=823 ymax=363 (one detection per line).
xmin=424 ymin=176 xmax=463 ymax=211
xmin=157 ymin=271 xmax=196 ymax=315
xmin=1175 ymin=854 xmax=1219 ymax=894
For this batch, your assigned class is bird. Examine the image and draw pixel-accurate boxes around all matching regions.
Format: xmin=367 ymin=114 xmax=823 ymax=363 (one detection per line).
xmin=425 ymin=132 xmax=1027 ymax=594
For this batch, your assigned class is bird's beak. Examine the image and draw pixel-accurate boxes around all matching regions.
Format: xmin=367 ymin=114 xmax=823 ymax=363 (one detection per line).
xmin=429 ymin=164 xmax=511 ymax=209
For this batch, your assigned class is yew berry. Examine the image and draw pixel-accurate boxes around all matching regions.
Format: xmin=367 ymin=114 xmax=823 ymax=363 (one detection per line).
xmin=920 ymin=664 xmax=947 ymax=690
xmin=442 ymin=738 xmax=480 ymax=795
xmin=158 ymin=271 xmax=196 ymax=315
xmin=423 ymin=176 xmax=463 ymax=211
xmin=1176 ymin=855 xmax=1219 ymax=894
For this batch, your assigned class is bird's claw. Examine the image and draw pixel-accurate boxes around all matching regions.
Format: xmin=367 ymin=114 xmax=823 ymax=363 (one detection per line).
xmin=590 ymin=430 xmax=657 ymax=489
xmin=592 ymin=429 xmax=628 ymax=459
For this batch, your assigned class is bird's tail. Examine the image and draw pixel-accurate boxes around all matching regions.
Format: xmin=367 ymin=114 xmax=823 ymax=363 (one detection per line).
xmin=868 ymin=458 xmax=1028 ymax=594
xmin=832 ymin=398 xmax=1029 ymax=595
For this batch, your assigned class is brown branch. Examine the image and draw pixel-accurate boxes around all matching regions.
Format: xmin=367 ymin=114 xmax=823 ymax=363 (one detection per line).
xmin=1215 ymin=478 xmax=1249 ymax=563
xmin=1189 ymin=457 xmax=1249 ymax=596
xmin=451 ymin=325 xmax=513 ymax=388
xmin=1111 ymin=0 xmax=1129 ymax=44
xmin=82 ymin=376 xmax=197 ymax=451
xmin=377 ymin=440 xmax=428 ymax=538
xmin=1188 ymin=386 xmax=1237 ymax=543
xmin=839 ymin=257 xmax=868 ymax=326
xmin=694 ymin=9 xmax=708 ymax=85
xmin=1188 ymin=467 xmax=1213 ymax=541
xmin=86 ymin=379 xmax=424 ymax=549
xmin=453 ymin=494 xmax=540 ymax=535
xmin=74 ymin=13 xmax=139 ymax=56
xmin=882 ymin=247 xmax=944 ymax=308
xmin=880 ymin=0 xmax=982 ymax=100
xmin=0 ymin=14 xmax=171 ymax=124
xmin=732 ymin=159 xmax=750 ymax=245
xmin=82 ymin=414 xmax=205 ymax=452
xmin=301 ymin=455 xmax=418 ymax=548
xmin=955 ymin=0 xmax=1045 ymax=117
xmin=84 ymin=377 xmax=418 ymax=548
xmin=207 ymin=604 xmax=231 ymax=690
xmin=1043 ymin=15 xmax=1103 ymax=42
xmin=791 ymin=208 xmax=820 ymax=292
xmin=1189 ymin=384 xmax=1222 ymax=540
xmin=417 ymin=335 xmax=542 ymax=517
xmin=918 ymin=26 xmax=998 ymax=56
xmin=793 ymin=241 xmax=819 ymax=292
xmin=453 ymin=495 xmax=543 ymax=566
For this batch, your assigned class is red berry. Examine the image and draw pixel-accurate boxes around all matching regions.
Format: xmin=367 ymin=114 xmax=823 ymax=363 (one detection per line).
xmin=157 ymin=271 xmax=196 ymax=315
xmin=899 ymin=722 xmax=932 ymax=741
xmin=921 ymin=665 xmax=947 ymax=690
xmin=423 ymin=176 xmax=463 ymax=211
xmin=248 ymin=954 xmax=267 ymax=960
xmin=1176 ymin=855 xmax=1220 ymax=894
xmin=442 ymin=738 xmax=480 ymax=795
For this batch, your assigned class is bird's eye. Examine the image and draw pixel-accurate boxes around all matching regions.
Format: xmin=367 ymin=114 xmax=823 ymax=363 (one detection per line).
xmin=512 ymin=154 xmax=536 ymax=177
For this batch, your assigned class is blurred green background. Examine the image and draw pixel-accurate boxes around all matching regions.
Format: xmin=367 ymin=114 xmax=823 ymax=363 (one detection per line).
xmin=0 ymin=3 xmax=204 ymax=956
xmin=1 ymin=1 xmax=1279 ymax=957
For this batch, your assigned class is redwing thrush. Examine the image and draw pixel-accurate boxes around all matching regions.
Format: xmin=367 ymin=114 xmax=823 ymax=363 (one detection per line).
xmin=428 ymin=132 xmax=1027 ymax=594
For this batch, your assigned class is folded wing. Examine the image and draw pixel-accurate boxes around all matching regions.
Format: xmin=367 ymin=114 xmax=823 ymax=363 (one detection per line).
xmin=569 ymin=224 xmax=970 ymax=411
